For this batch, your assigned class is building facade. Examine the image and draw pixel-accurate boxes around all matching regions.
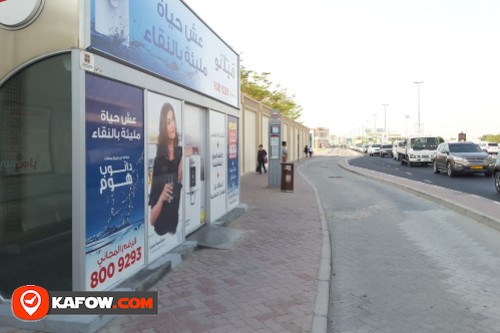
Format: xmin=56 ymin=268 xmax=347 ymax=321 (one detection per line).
xmin=0 ymin=0 xmax=240 ymax=297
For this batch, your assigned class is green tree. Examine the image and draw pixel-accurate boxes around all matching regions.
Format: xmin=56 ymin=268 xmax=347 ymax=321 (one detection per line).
xmin=480 ymin=134 xmax=500 ymax=142
xmin=241 ymin=65 xmax=302 ymax=120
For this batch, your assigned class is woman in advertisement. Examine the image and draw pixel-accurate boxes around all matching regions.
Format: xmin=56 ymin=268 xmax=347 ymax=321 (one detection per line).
xmin=149 ymin=103 xmax=183 ymax=235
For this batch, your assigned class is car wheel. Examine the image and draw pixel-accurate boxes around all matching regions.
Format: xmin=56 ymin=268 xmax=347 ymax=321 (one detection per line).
xmin=447 ymin=162 xmax=455 ymax=177
xmin=433 ymin=160 xmax=440 ymax=174
xmin=495 ymin=172 xmax=500 ymax=193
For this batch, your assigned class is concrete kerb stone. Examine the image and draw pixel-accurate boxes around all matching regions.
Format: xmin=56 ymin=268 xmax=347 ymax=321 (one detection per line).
xmin=297 ymin=162 xmax=332 ymax=333
xmin=338 ymin=157 xmax=500 ymax=232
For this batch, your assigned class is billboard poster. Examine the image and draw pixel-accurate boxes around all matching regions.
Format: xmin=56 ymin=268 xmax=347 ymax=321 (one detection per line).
xmin=183 ymin=104 xmax=206 ymax=235
xmin=85 ymin=74 xmax=145 ymax=291
xmin=209 ymin=111 xmax=227 ymax=221
xmin=146 ymin=92 xmax=184 ymax=262
xmin=226 ymin=115 xmax=239 ymax=211
xmin=89 ymin=0 xmax=239 ymax=108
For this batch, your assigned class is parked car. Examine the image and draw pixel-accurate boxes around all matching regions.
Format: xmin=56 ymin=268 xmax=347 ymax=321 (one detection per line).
xmin=368 ymin=144 xmax=381 ymax=156
xmin=379 ymin=144 xmax=393 ymax=158
xmin=494 ymin=154 xmax=500 ymax=193
xmin=478 ymin=141 xmax=499 ymax=155
xmin=433 ymin=142 xmax=496 ymax=177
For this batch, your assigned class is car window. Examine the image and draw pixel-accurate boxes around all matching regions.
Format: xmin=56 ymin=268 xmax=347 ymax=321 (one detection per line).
xmin=488 ymin=143 xmax=498 ymax=147
xmin=410 ymin=137 xmax=438 ymax=150
xmin=449 ymin=143 xmax=482 ymax=153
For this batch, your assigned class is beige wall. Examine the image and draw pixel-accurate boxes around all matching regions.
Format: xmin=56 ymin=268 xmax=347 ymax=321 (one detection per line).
xmin=0 ymin=0 xmax=79 ymax=82
xmin=240 ymin=95 xmax=309 ymax=174
xmin=243 ymin=108 xmax=257 ymax=173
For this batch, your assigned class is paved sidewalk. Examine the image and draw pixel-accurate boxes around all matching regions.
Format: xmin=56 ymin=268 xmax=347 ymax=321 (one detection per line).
xmin=97 ymin=165 xmax=324 ymax=333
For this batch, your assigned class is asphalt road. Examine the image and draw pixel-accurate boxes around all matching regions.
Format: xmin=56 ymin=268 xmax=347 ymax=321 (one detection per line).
xmin=301 ymin=154 xmax=500 ymax=333
xmin=348 ymin=153 xmax=500 ymax=202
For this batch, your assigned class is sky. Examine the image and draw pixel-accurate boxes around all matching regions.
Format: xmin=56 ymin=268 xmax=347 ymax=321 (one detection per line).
xmin=183 ymin=0 xmax=500 ymax=141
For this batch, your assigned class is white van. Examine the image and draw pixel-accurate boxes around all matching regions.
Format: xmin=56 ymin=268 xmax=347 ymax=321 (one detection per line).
xmin=478 ymin=142 xmax=499 ymax=155
xmin=392 ymin=140 xmax=404 ymax=160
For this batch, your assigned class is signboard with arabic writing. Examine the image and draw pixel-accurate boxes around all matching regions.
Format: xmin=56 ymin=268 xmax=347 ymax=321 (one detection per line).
xmin=209 ymin=110 xmax=227 ymax=221
xmin=89 ymin=0 xmax=239 ymax=108
xmin=85 ymin=74 xmax=145 ymax=291
xmin=146 ymin=91 xmax=184 ymax=262
xmin=1 ymin=107 xmax=52 ymax=175
xmin=226 ymin=115 xmax=239 ymax=211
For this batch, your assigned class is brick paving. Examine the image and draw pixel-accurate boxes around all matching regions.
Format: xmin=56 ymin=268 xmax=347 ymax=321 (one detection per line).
xmin=97 ymin=163 xmax=323 ymax=333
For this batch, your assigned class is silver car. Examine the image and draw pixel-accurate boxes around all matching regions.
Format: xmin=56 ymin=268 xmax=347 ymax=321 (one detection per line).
xmin=368 ymin=144 xmax=381 ymax=156
xmin=494 ymin=154 xmax=500 ymax=193
xmin=433 ymin=142 xmax=496 ymax=177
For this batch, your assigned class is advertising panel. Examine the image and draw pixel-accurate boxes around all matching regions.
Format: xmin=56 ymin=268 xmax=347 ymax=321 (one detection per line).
xmin=85 ymin=74 xmax=145 ymax=291
xmin=183 ymin=104 xmax=206 ymax=234
xmin=89 ymin=0 xmax=239 ymax=108
xmin=146 ymin=92 xmax=184 ymax=262
xmin=209 ymin=111 xmax=227 ymax=221
xmin=226 ymin=115 xmax=239 ymax=211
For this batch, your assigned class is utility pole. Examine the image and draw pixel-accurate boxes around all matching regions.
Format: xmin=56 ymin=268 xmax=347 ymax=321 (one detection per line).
xmin=382 ymin=103 xmax=388 ymax=142
xmin=414 ymin=81 xmax=424 ymax=134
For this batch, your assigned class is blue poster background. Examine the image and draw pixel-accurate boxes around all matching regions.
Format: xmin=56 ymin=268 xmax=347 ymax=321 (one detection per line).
xmin=226 ymin=115 xmax=239 ymax=210
xmin=85 ymin=74 xmax=145 ymax=290
xmin=89 ymin=0 xmax=239 ymax=108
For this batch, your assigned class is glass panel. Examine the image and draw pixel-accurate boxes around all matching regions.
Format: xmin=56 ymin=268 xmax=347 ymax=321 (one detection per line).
xmin=0 ymin=54 xmax=72 ymax=298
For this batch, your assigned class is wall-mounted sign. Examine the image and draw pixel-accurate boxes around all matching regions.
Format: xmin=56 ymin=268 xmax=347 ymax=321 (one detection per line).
xmin=89 ymin=0 xmax=239 ymax=108
xmin=80 ymin=51 xmax=95 ymax=72
xmin=0 ymin=0 xmax=45 ymax=30
xmin=85 ymin=74 xmax=145 ymax=291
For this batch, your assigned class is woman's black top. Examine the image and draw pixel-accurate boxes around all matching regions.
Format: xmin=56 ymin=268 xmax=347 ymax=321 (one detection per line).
xmin=149 ymin=145 xmax=183 ymax=236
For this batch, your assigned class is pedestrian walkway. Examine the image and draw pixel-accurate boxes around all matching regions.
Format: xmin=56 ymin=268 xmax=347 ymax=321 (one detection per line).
xmin=97 ymin=165 xmax=324 ymax=333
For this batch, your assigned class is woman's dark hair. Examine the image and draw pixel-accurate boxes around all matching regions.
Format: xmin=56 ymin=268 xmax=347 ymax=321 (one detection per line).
xmin=157 ymin=103 xmax=179 ymax=157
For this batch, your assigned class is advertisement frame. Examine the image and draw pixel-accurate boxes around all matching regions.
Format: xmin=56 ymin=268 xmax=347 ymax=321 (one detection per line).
xmin=84 ymin=73 xmax=146 ymax=291
xmin=73 ymin=50 xmax=240 ymax=291
xmin=146 ymin=91 xmax=185 ymax=262
xmin=85 ymin=0 xmax=240 ymax=108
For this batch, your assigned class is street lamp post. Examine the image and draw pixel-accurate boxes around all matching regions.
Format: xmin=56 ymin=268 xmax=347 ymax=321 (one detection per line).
xmin=382 ymin=103 xmax=388 ymax=142
xmin=405 ymin=114 xmax=409 ymax=137
xmin=414 ymin=81 xmax=424 ymax=134
xmin=372 ymin=113 xmax=377 ymax=142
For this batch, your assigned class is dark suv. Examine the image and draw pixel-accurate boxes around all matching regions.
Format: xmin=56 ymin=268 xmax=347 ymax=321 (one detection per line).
xmin=494 ymin=154 xmax=500 ymax=193
xmin=379 ymin=144 xmax=393 ymax=158
xmin=433 ymin=142 xmax=496 ymax=177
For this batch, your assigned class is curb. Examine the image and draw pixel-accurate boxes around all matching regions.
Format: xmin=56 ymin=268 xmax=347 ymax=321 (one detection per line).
xmin=297 ymin=162 xmax=332 ymax=333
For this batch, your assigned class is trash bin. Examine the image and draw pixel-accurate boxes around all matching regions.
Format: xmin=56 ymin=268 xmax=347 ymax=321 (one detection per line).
xmin=280 ymin=163 xmax=294 ymax=192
